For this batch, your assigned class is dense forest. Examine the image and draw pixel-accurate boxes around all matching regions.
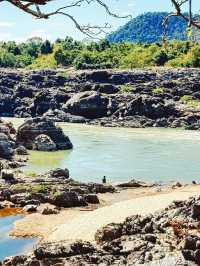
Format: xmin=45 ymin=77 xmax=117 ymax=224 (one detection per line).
xmin=108 ymin=12 xmax=189 ymax=43
xmin=1 ymin=37 xmax=200 ymax=69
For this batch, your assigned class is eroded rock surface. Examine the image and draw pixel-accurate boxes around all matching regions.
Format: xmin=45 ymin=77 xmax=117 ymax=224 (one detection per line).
xmin=3 ymin=196 xmax=200 ymax=265
xmin=1 ymin=68 xmax=200 ymax=129
xmin=16 ymin=117 xmax=73 ymax=150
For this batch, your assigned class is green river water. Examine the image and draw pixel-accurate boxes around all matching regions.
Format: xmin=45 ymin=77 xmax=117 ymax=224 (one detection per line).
xmin=9 ymin=118 xmax=200 ymax=184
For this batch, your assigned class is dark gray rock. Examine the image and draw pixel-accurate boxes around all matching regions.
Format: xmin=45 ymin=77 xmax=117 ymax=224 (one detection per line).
xmin=16 ymin=117 xmax=73 ymax=150
xmin=63 ymin=91 xmax=109 ymax=119
xmin=51 ymin=191 xmax=87 ymax=208
xmin=48 ymin=168 xmax=70 ymax=179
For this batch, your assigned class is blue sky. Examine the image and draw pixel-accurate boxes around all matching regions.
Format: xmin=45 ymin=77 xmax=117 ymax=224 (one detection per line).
xmin=0 ymin=0 xmax=199 ymax=42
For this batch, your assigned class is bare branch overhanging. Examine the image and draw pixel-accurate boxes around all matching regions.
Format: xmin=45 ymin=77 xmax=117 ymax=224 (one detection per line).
xmin=163 ymin=0 xmax=200 ymax=32
xmin=1 ymin=0 xmax=200 ymax=38
xmin=2 ymin=0 xmax=131 ymax=38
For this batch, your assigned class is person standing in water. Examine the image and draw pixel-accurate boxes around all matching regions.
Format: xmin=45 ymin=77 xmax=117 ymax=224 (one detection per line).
xmin=102 ymin=176 xmax=107 ymax=184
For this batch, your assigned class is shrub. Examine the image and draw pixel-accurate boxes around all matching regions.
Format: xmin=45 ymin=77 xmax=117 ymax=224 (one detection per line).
xmin=180 ymin=95 xmax=200 ymax=108
xmin=32 ymin=184 xmax=49 ymax=193
xmin=153 ymin=50 xmax=168 ymax=66
xmin=28 ymin=54 xmax=57 ymax=69
xmin=180 ymin=95 xmax=194 ymax=103
xmin=152 ymin=87 xmax=164 ymax=94
xmin=0 ymin=50 xmax=16 ymax=67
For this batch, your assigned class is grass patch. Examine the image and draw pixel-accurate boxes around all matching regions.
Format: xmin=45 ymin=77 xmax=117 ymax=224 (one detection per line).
xmin=31 ymin=184 xmax=49 ymax=193
xmin=152 ymin=87 xmax=164 ymax=94
xmin=56 ymin=71 xmax=69 ymax=79
xmin=26 ymin=172 xmax=38 ymax=178
xmin=180 ymin=95 xmax=200 ymax=108
xmin=120 ymin=84 xmax=135 ymax=93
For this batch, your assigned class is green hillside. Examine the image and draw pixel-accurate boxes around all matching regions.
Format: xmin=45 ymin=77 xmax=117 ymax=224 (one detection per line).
xmin=108 ymin=12 xmax=188 ymax=43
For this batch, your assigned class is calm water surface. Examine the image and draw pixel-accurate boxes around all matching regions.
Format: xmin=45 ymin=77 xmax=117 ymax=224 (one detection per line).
xmin=0 ymin=214 xmax=36 ymax=261
xmin=8 ymin=118 xmax=200 ymax=183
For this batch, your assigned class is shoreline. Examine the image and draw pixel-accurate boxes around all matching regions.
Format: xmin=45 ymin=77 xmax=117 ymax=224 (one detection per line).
xmin=10 ymin=184 xmax=200 ymax=242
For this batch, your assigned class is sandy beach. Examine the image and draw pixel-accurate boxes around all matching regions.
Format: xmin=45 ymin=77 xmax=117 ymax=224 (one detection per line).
xmin=11 ymin=184 xmax=200 ymax=243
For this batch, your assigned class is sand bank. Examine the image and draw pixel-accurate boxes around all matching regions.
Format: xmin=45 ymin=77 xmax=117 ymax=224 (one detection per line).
xmin=11 ymin=185 xmax=200 ymax=242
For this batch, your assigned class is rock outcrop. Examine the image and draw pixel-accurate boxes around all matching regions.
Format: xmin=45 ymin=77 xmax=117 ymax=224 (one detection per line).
xmin=0 ymin=168 xmax=116 ymax=209
xmin=33 ymin=134 xmax=57 ymax=151
xmin=0 ymin=133 xmax=14 ymax=160
xmin=63 ymin=91 xmax=109 ymax=119
xmin=1 ymin=68 xmax=200 ymax=129
xmin=4 ymin=196 xmax=200 ymax=265
xmin=0 ymin=119 xmax=24 ymax=160
xmin=16 ymin=117 xmax=73 ymax=150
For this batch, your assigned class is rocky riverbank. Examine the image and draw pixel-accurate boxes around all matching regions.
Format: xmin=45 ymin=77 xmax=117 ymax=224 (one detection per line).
xmin=1 ymin=68 xmax=200 ymax=129
xmin=2 ymin=186 xmax=200 ymax=266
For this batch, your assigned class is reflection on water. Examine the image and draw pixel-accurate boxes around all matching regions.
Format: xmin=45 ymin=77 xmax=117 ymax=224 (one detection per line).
xmin=7 ymin=118 xmax=200 ymax=183
xmin=0 ymin=213 xmax=37 ymax=261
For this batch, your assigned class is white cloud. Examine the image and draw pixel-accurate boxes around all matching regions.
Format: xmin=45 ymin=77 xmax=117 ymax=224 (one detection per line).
xmin=0 ymin=32 xmax=13 ymax=41
xmin=0 ymin=21 xmax=15 ymax=28
xmin=27 ymin=29 xmax=51 ymax=40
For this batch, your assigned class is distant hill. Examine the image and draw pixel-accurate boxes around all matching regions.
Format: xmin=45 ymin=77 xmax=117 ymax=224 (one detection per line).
xmin=108 ymin=12 xmax=188 ymax=43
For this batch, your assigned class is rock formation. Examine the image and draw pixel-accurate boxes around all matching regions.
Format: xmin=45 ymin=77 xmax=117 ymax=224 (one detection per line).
xmin=16 ymin=117 xmax=73 ymax=151
xmin=1 ymin=68 xmax=200 ymax=129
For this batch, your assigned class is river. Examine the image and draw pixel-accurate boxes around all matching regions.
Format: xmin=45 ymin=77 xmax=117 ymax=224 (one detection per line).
xmin=0 ymin=212 xmax=37 ymax=261
xmin=9 ymin=118 xmax=200 ymax=183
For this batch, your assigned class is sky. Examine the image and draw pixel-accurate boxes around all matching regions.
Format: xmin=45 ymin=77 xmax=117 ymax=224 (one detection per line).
xmin=0 ymin=0 xmax=199 ymax=42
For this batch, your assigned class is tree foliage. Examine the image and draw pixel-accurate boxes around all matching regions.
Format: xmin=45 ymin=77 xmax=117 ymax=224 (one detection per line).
xmin=108 ymin=12 xmax=188 ymax=43
xmin=0 ymin=37 xmax=200 ymax=69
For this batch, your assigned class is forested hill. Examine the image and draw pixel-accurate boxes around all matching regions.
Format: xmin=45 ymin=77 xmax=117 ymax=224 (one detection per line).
xmin=108 ymin=12 xmax=188 ymax=43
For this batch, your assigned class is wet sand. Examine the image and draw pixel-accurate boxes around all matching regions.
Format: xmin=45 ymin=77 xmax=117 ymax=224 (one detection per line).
xmin=0 ymin=208 xmax=23 ymax=217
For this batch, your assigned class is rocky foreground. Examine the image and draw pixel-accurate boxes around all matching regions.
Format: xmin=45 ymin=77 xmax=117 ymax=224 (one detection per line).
xmin=3 ymin=195 xmax=200 ymax=265
xmin=1 ymin=68 xmax=200 ymax=129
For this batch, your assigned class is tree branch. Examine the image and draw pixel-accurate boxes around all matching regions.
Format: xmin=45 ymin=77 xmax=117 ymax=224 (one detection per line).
xmin=4 ymin=0 xmax=131 ymax=38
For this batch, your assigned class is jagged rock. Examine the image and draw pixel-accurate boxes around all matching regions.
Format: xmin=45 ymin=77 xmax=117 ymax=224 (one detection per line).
xmin=33 ymin=134 xmax=57 ymax=151
xmin=1 ymin=170 xmax=15 ymax=183
xmin=192 ymin=201 xmax=200 ymax=219
xmin=63 ymin=91 xmax=109 ymax=119
xmin=43 ymin=109 xmax=86 ymax=123
xmin=95 ymin=223 xmax=123 ymax=244
xmin=88 ymin=183 xmax=116 ymax=194
xmin=0 ymin=133 xmax=14 ymax=159
xmin=34 ymin=241 xmax=95 ymax=260
xmin=23 ymin=204 xmax=37 ymax=212
xmin=51 ymin=191 xmax=87 ymax=208
xmin=40 ymin=206 xmax=59 ymax=215
xmin=117 ymin=179 xmax=152 ymax=188
xmin=84 ymin=194 xmax=100 ymax=204
xmin=15 ymin=145 xmax=29 ymax=155
xmin=16 ymin=117 xmax=73 ymax=150
xmin=48 ymin=168 xmax=70 ymax=179
xmin=1 ymin=69 xmax=200 ymax=130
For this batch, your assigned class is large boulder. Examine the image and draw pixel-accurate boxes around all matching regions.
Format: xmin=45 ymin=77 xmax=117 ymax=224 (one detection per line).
xmin=43 ymin=109 xmax=86 ymax=123
xmin=51 ymin=191 xmax=87 ymax=208
xmin=0 ymin=133 xmax=14 ymax=159
xmin=48 ymin=168 xmax=70 ymax=179
xmin=30 ymin=90 xmax=59 ymax=116
xmin=63 ymin=91 xmax=109 ymax=119
xmin=16 ymin=117 xmax=73 ymax=150
xmin=124 ymin=95 xmax=178 ymax=119
xmin=0 ymin=119 xmax=16 ymax=136
xmin=1 ymin=169 xmax=15 ymax=182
